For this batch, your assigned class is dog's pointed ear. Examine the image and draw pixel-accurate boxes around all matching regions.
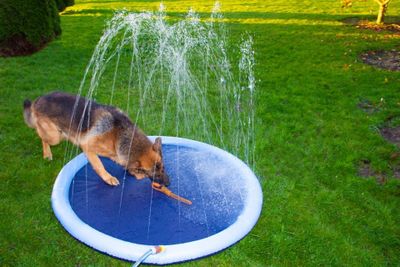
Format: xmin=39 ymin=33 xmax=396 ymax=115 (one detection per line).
xmin=152 ymin=137 xmax=162 ymax=152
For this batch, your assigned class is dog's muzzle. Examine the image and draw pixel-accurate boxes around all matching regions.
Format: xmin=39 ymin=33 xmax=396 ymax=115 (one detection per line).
xmin=151 ymin=174 xmax=170 ymax=187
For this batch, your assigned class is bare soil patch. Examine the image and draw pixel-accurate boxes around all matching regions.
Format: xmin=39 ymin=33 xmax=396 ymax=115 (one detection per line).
xmin=357 ymin=159 xmax=400 ymax=184
xmin=359 ymin=117 xmax=400 ymax=183
xmin=393 ymin=166 xmax=400 ymax=179
xmin=380 ymin=126 xmax=400 ymax=146
xmin=341 ymin=17 xmax=400 ymax=33
xmin=356 ymin=20 xmax=400 ymax=33
xmin=357 ymin=160 xmax=388 ymax=184
xmin=360 ymin=49 xmax=400 ymax=71
xmin=357 ymin=98 xmax=384 ymax=114
xmin=0 ymin=35 xmax=48 ymax=57
xmin=358 ymin=160 xmax=375 ymax=178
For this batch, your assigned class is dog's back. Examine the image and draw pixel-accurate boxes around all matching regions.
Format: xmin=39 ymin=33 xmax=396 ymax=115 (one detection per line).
xmin=32 ymin=92 xmax=99 ymax=134
xmin=25 ymin=91 xmax=132 ymax=134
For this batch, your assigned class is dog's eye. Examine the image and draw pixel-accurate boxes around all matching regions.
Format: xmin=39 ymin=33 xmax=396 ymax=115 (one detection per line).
xmin=155 ymin=162 xmax=161 ymax=170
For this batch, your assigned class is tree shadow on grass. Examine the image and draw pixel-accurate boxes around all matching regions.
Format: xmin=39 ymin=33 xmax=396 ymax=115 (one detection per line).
xmin=61 ymin=8 xmax=400 ymax=39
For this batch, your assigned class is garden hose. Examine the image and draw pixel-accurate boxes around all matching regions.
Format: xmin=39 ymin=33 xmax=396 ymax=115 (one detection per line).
xmin=132 ymin=246 xmax=165 ymax=267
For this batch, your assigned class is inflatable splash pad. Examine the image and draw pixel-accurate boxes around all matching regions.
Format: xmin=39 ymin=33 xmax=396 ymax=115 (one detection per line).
xmin=52 ymin=137 xmax=262 ymax=264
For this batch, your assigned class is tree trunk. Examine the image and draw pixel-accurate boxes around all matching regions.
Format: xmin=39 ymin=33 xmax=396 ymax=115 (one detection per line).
xmin=375 ymin=0 xmax=390 ymax=24
xmin=376 ymin=4 xmax=386 ymax=24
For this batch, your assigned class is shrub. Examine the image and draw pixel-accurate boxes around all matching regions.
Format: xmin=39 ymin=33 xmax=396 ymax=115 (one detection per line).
xmin=0 ymin=0 xmax=61 ymax=57
xmin=55 ymin=0 xmax=75 ymax=12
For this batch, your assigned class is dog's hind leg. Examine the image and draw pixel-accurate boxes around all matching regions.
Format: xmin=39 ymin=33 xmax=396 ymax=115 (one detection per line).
xmin=35 ymin=119 xmax=63 ymax=160
xmin=41 ymin=141 xmax=53 ymax=160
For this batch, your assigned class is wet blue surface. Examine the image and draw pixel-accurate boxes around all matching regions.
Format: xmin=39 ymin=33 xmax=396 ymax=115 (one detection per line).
xmin=70 ymin=144 xmax=245 ymax=245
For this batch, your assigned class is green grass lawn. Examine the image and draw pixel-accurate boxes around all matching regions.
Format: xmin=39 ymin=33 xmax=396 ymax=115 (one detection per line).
xmin=1 ymin=0 xmax=400 ymax=266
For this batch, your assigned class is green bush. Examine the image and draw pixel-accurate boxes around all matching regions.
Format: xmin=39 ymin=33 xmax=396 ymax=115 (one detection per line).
xmin=55 ymin=0 xmax=75 ymax=12
xmin=0 ymin=0 xmax=61 ymax=57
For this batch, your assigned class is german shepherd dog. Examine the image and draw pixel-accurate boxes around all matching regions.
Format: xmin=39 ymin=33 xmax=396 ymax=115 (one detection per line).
xmin=23 ymin=91 xmax=170 ymax=187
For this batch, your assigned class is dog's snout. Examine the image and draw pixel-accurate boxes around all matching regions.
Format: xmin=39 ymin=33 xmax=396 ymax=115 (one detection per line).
xmin=160 ymin=173 xmax=170 ymax=187
xmin=151 ymin=173 xmax=170 ymax=187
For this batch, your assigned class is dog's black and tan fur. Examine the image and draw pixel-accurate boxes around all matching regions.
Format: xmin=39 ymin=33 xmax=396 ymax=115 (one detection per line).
xmin=23 ymin=91 xmax=170 ymax=186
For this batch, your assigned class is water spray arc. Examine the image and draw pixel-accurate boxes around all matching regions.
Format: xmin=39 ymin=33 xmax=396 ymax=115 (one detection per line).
xmin=65 ymin=3 xmax=256 ymax=169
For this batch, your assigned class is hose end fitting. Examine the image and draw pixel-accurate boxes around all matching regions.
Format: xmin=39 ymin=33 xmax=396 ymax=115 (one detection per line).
xmin=152 ymin=245 xmax=165 ymax=254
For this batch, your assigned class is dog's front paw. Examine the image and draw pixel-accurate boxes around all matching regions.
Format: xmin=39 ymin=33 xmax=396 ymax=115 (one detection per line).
xmin=105 ymin=175 xmax=120 ymax=186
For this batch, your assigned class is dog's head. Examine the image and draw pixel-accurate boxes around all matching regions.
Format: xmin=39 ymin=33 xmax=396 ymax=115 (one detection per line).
xmin=128 ymin=137 xmax=170 ymax=187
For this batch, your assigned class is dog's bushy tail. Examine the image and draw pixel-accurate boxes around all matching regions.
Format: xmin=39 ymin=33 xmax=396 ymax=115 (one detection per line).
xmin=23 ymin=99 xmax=35 ymax=128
